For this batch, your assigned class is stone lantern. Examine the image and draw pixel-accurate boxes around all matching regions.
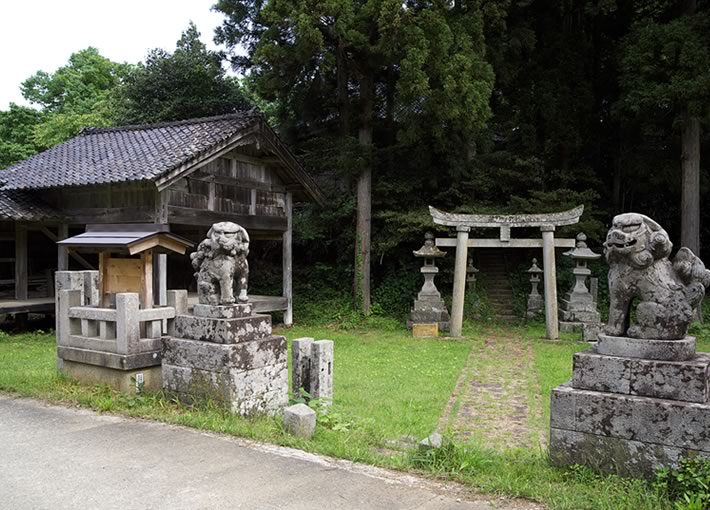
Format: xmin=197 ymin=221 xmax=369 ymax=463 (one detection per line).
xmin=526 ymin=258 xmax=544 ymax=319
xmin=559 ymin=233 xmax=601 ymax=336
xmin=466 ymin=257 xmax=479 ymax=290
xmin=408 ymin=232 xmax=450 ymax=335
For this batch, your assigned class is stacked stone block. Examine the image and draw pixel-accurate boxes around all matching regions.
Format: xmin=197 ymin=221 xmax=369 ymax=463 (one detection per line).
xmin=550 ymin=336 xmax=710 ymax=477
xmin=292 ymin=338 xmax=334 ymax=403
xmin=162 ymin=302 xmax=288 ymax=416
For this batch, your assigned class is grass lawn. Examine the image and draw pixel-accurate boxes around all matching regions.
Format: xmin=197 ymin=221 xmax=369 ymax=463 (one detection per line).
xmin=2 ymin=321 xmax=708 ymax=510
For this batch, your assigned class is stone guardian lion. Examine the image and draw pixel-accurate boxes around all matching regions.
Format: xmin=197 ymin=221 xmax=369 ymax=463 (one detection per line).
xmin=604 ymin=213 xmax=710 ymax=340
xmin=190 ymin=222 xmax=250 ymax=305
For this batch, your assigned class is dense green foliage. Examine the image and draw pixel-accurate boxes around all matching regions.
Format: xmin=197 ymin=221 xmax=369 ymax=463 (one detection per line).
xmin=654 ymin=457 xmax=710 ymax=510
xmin=214 ymin=0 xmax=710 ymax=315
xmin=113 ymin=23 xmax=250 ymax=125
xmin=21 ymin=47 xmax=130 ymax=148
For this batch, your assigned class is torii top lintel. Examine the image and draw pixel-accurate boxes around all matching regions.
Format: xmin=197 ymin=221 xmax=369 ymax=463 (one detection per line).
xmin=428 ymin=205 xmax=583 ymax=229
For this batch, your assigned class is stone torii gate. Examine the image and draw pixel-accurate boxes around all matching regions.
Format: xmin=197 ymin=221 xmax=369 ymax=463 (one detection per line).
xmin=430 ymin=205 xmax=583 ymax=339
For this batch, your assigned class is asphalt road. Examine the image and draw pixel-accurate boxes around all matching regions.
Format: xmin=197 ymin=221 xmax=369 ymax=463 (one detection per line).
xmin=0 ymin=395 xmax=528 ymax=510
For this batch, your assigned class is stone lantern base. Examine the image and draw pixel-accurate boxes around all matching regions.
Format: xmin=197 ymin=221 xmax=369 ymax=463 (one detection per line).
xmin=549 ymin=336 xmax=710 ymax=478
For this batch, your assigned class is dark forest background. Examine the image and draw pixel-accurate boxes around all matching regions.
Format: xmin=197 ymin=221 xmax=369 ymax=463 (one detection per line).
xmin=1 ymin=1 xmax=708 ymax=320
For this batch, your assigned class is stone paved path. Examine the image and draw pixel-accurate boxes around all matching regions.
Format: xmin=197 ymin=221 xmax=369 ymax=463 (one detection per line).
xmin=439 ymin=329 xmax=545 ymax=450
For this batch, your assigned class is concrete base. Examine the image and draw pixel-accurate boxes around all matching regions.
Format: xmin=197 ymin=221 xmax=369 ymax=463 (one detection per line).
xmin=550 ymin=346 xmax=710 ymax=478
xmin=409 ymin=296 xmax=450 ymax=332
xmin=559 ymin=321 xmax=601 ymax=342
xmin=162 ymin=358 xmax=288 ymax=416
xmin=550 ymin=427 xmax=709 ymax=478
xmin=597 ymin=334 xmax=696 ymax=361
xmin=60 ymin=360 xmax=162 ymax=394
xmin=412 ymin=323 xmax=438 ymax=338
xmin=163 ymin=299 xmax=290 ymax=416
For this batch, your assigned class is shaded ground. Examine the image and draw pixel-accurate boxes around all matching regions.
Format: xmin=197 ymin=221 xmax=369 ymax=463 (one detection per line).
xmin=439 ymin=328 xmax=545 ymax=450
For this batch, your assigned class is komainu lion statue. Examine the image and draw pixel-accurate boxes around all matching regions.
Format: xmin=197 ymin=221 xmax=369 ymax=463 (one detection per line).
xmin=190 ymin=222 xmax=250 ymax=305
xmin=604 ymin=213 xmax=710 ymax=340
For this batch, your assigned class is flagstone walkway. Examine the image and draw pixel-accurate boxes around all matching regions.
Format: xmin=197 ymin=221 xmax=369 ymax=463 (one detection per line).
xmin=439 ymin=329 xmax=545 ymax=450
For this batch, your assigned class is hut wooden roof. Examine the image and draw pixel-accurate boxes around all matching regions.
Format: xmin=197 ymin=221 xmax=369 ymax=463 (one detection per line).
xmin=0 ymin=111 xmax=324 ymax=205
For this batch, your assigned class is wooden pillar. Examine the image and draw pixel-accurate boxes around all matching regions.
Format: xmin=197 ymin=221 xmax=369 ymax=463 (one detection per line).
xmin=155 ymin=253 xmax=167 ymax=306
xmin=541 ymin=226 xmax=559 ymax=339
xmin=15 ymin=223 xmax=27 ymax=300
xmin=282 ymin=192 xmax=293 ymax=326
xmin=98 ymin=251 xmax=110 ymax=307
xmin=141 ymin=249 xmax=153 ymax=309
xmin=57 ymin=224 xmax=69 ymax=271
xmin=450 ymin=226 xmax=470 ymax=337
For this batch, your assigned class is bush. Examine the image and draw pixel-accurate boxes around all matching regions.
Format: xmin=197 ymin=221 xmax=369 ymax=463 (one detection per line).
xmin=654 ymin=458 xmax=710 ymax=510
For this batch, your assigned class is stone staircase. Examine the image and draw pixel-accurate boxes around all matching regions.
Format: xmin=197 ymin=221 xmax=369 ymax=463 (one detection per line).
xmin=476 ymin=250 xmax=518 ymax=322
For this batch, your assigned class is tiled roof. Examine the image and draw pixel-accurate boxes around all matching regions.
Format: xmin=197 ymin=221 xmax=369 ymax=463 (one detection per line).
xmin=0 ymin=112 xmax=262 ymax=191
xmin=0 ymin=190 xmax=61 ymax=221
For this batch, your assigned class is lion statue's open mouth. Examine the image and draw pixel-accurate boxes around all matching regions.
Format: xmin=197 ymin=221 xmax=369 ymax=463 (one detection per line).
xmin=604 ymin=213 xmax=710 ymax=340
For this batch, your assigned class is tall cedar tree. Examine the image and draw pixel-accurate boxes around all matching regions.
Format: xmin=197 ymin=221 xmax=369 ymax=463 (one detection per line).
xmin=618 ymin=0 xmax=709 ymax=254
xmin=214 ymin=0 xmax=494 ymax=314
xmin=114 ymin=23 xmax=249 ymax=125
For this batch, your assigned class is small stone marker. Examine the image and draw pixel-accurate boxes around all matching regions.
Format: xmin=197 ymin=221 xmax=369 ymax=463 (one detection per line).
xmin=291 ymin=338 xmax=333 ymax=403
xmin=292 ymin=337 xmax=314 ymax=396
xmin=419 ymin=432 xmax=447 ymax=450
xmin=283 ymin=403 xmax=316 ymax=439
xmin=412 ymin=323 xmax=438 ymax=338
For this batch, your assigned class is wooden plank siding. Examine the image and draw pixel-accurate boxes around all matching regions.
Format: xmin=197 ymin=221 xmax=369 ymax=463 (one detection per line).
xmin=165 ymin=152 xmax=287 ymax=229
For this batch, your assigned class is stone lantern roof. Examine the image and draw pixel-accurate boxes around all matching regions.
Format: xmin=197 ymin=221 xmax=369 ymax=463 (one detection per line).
xmin=413 ymin=232 xmax=446 ymax=258
xmin=563 ymin=233 xmax=601 ymax=260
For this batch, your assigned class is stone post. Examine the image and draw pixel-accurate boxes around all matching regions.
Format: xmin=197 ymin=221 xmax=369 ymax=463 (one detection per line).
xmin=311 ymin=340 xmax=334 ymax=403
xmin=541 ymin=226 xmax=559 ymax=339
xmin=166 ymin=290 xmax=188 ymax=336
xmin=292 ymin=337 xmax=314 ymax=396
xmin=450 ymin=226 xmax=470 ymax=337
xmin=116 ymin=293 xmax=140 ymax=355
xmin=291 ymin=337 xmax=333 ymax=404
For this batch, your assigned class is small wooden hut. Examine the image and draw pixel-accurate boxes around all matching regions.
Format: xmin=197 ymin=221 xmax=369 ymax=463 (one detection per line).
xmin=0 ymin=112 xmax=325 ymax=324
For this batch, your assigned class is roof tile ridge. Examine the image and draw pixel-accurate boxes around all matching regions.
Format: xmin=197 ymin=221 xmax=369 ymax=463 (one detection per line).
xmin=80 ymin=109 xmax=264 ymax=135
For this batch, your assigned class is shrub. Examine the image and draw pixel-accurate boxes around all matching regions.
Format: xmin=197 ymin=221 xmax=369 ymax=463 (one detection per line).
xmin=654 ymin=458 xmax=710 ymax=510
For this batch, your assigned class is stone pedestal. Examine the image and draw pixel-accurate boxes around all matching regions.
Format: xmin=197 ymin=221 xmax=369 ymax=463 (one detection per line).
xmin=408 ymin=263 xmax=450 ymax=332
xmin=550 ymin=338 xmax=710 ymax=477
xmin=162 ymin=303 xmax=288 ymax=416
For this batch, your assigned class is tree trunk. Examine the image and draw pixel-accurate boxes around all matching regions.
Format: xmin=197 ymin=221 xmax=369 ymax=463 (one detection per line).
xmin=355 ymin=73 xmax=373 ymax=314
xmin=336 ymin=39 xmax=349 ymax=136
xmin=680 ymin=116 xmax=700 ymax=255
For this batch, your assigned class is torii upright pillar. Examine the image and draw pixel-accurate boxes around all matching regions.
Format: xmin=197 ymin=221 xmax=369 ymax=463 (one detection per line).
xmin=450 ymin=226 xmax=470 ymax=337
xmin=541 ymin=226 xmax=559 ymax=339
